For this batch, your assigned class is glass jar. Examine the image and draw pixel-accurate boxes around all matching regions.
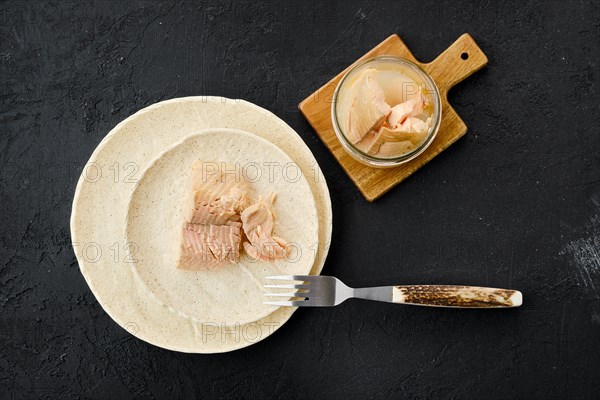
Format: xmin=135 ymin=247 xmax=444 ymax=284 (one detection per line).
xmin=331 ymin=56 xmax=442 ymax=168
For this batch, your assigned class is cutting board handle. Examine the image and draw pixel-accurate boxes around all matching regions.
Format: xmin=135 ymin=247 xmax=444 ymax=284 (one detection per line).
xmin=423 ymin=33 xmax=488 ymax=96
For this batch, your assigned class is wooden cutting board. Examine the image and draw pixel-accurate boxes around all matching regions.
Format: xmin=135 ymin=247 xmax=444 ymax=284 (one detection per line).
xmin=299 ymin=33 xmax=488 ymax=202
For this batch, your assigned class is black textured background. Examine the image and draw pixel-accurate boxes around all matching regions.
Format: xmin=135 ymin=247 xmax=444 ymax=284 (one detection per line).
xmin=1 ymin=1 xmax=599 ymax=399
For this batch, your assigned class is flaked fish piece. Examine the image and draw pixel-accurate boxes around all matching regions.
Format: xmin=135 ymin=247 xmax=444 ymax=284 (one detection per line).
xmin=357 ymin=126 xmax=429 ymax=156
xmin=378 ymin=140 xmax=418 ymax=158
xmin=178 ymin=222 xmax=242 ymax=270
xmin=398 ymin=116 xmax=432 ymax=133
xmin=193 ymin=187 xmax=249 ymax=214
xmin=179 ymin=160 xmax=289 ymax=269
xmin=215 ymin=184 xmax=250 ymax=213
xmin=243 ymin=236 xmax=288 ymax=262
xmin=337 ymin=66 xmax=436 ymax=159
xmin=178 ymin=161 xmax=249 ymax=270
xmin=191 ymin=161 xmax=250 ymax=212
xmin=354 ymin=129 xmax=380 ymax=154
xmin=355 ymin=94 xmax=431 ymax=157
xmin=387 ymin=96 xmax=425 ymax=129
xmin=346 ymin=69 xmax=391 ymax=144
xmin=185 ymin=221 xmax=242 ymax=233
xmin=240 ymin=195 xmax=288 ymax=262
xmin=190 ymin=202 xmax=240 ymax=225
xmin=179 ymin=250 xmax=228 ymax=271
xmin=183 ymin=223 xmax=242 ymax=262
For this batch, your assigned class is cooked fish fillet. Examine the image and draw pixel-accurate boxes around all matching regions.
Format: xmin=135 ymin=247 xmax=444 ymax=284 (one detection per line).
xmin=190 ymin=161 xmax=250 ymax=212
xmin=397 ymin=116 xmax=432 ymax=133
xmin=346 ymin=69 xmax=391 ymax=144
xmin=387 ymin=96 xmax=425 ymax=129
xmin=179 ymin=223 xmax=242 ymax=270
xmin=179 ymin=161 xmax=289 ymax=269
xmin=178 ymin=161 xmax=249 ymax=270
xmin=356 ymin=126 xmax=429 ymax=156
xmin=240 ymin=196 xmax=287 ymax=261
xmin=190 ymin=202 xmax=240 ymax=225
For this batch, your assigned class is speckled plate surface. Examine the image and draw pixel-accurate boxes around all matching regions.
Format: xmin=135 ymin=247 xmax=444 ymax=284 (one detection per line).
xmin=70 ymin=97 xmax=332 ymax=353
xmin=125 ymin=129 xmax=318 ymax=326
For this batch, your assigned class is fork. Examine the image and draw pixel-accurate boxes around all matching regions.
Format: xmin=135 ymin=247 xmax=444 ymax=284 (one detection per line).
xmin=264 ymin=275 xmax=522 ymax=308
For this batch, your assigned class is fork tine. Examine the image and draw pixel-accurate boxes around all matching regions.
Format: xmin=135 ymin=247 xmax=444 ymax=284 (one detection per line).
xmin=265 ymin=275 xmax=299 ymax=281
xmin=264 ymin=300 xmax=309 ymax=307
xmin=266 ymin=275 xmax=319 ymax=282
xmin=264 ymin=291 xmax=309 ymax=298
xmin=264 ymin=284 xmax=311 ymax=289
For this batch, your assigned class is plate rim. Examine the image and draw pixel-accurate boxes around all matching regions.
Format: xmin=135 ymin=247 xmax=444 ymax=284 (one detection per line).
xmin=70 ymin=96 xmax=332 ymax=353
xmin=124 ymin=127 xmax=319 ymax=326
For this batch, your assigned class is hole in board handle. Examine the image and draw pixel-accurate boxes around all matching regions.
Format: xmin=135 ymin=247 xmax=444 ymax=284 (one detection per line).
xmin=461 ymin=52 xmax=469 ymax=60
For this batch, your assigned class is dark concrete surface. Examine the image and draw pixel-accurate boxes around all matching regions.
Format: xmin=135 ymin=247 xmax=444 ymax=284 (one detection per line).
xmin=1 ymin=1 xmax=599 ymax=399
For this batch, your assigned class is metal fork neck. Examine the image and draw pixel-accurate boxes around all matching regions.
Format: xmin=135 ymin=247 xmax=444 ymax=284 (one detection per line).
xmin=352 ymin=286 xmax=394 ymax=303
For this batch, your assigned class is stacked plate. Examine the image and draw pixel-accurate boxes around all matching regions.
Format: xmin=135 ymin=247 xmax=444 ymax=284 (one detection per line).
xmin=70 ymin=97 xmax=332 ymax=353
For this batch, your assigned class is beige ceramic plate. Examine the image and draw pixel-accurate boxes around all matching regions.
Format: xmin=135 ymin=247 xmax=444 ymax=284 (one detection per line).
xmin=70 ymin=97 xmax=332 ymax=353
xmin=126 ymin=128 xmax=318 ymax=326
